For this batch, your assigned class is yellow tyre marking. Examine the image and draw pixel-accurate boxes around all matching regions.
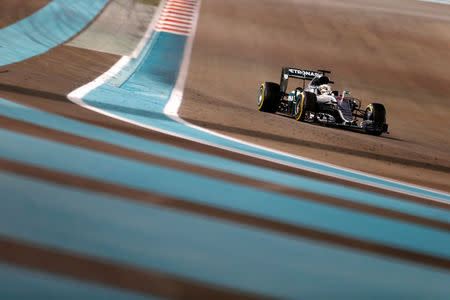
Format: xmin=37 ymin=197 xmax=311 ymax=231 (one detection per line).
xmin=296 ymin=93 xmax=305 ymax=120
xmin=366 ymin=104 xmax=373 ymax=112
xmin=258 ymin=84 xmax=265 ymax=110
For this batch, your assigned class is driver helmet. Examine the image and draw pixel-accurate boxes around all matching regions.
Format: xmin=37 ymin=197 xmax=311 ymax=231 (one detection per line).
xmin=319 ymin=84 xmax=332 ymax=95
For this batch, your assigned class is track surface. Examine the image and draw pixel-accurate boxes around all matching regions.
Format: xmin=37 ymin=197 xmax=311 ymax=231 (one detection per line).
xmin=0 ymin=0 xmax=51 ymax=28
xmin=180 ymin=0 xmax=450 ymax=192
xmin=0 ymin=0 xmax=449 ymax=299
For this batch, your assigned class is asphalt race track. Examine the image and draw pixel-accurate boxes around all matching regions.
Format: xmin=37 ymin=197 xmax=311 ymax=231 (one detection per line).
xmin=0 ymin=0 xmax=449 ymax=299
xmin=181 ymin=0 xmax=450 ymax=192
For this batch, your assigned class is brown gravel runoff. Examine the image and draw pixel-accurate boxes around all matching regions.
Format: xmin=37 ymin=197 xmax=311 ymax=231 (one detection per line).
xmin=0 ymin=0 xmax=51 ymax=29
xmin=179 ymin=0 xmax=450 ymax=192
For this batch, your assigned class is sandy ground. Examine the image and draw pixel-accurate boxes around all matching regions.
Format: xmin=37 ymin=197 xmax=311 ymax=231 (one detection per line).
xmin=179 ymin=0 xmax=450 ymax=192
xmin=67 ymin=0 xmax=159 ymax=56
xmin=0 ymin=0 xmax=51 ymax=28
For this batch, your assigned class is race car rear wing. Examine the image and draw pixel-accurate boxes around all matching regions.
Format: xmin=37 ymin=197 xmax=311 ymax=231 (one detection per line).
xmin=280 ymin=67 xmax=332 ymax=94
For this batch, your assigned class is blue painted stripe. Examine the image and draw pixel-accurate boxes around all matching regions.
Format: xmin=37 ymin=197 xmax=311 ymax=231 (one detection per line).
xmin=121 ymin=33 xmax=187 ymax=95
xmin=0 ymin=129 xmax=449 ymax=258
xmin=1 ymin=98 xmax=448 ymax=225
xmin=0 ymin=171 xmax=449 ymax=299
xmin=80 ymin=31 xmax=450 ymax=202
xmin=0 ymin=0 xmax=109 ymax=66
xmin=0 ymin=263 xmax=156 ymax=300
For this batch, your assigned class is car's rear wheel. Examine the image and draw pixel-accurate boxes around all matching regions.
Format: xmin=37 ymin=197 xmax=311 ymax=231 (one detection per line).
xmin=294 ymin=91 xmax=317 ymax=121
xmin=364 ymin=103 xmax=386 ymax=136
xmin=257 ymin=82 xmax=280 ymax=113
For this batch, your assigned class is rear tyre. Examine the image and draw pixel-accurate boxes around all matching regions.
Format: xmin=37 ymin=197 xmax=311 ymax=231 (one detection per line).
xmin=257 ymin=82 xmax=280 ymax=113
xmin=364 ymin=103 xmax=386 ymax=136
xmin=294 ymin=91 xmax=317 ymax=121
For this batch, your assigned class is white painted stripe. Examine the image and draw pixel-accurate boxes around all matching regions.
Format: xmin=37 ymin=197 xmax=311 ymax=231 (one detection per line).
xmin=157 ymin=21 xmax=192 ymax=29
xmin=130 ymin=0 xmax=167 ymax=59
xmin=156 ymin=27 xmax=191 ymax=34
xmin=165 ymin=4 xmax=195 ymax=12
xmin=168 ymin=0 xmax=197 ymax=7
xmin=162 ymin=8 xmax=194 ymax=17
xmin=163 ymin=6 xmax=195 ymax=12
xmin=159 ymin=16 xmax=193 ymax=24
xmin=155 ymin=28 xmax=190 ymax=35
xmin=171 ymin=0 xmax=197 ymax=3
xmin=157 ymin=25 xmax=191 ymax=32
xmin=161 ymin=12 xmax=193 ymax=20
xmin=156 ymin=25 xmax=190 ymax=32
xmin=68 ymin=0 xmax=167 ymax=100
xmin=68 ymin=0 xmax=450 ymax=203
xmin=166 ymin=1 xmax=196 ymax=8
xmin=69 ymin=56 xmax=131 ymax=102
xmin=167 ymin=1 xmax=196 ymax=9
xmin=419 ymin=0 xmax=450 ymax=4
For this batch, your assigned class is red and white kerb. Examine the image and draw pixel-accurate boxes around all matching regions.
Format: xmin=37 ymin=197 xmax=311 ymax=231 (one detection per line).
xmin=155 ymin=0 xmax=199 ymax=36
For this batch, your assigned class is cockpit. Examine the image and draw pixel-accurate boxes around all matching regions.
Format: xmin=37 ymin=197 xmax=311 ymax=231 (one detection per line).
xmin=310 ymin=75 xmax=330 ymax=87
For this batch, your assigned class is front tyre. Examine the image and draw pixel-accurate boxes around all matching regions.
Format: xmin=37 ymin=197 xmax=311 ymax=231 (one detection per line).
xmin=364 ymin=103 xmax=387 ymax=136
xmin=294 ymin=91 xmax=317 ymax=121
xmin=257 ymin=82 xmax=280 ymax=113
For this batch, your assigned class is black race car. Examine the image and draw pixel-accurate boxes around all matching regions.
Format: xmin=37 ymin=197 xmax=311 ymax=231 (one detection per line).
xmin=257 ymin=67 xmax=389 ymax=136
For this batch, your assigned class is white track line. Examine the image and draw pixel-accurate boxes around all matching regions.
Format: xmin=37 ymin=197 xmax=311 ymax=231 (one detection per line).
xmin=161 ymin=12 xmax=193 ymax=20
xmin=68 ymin=0 xmax=450 ymax=203
xmin=419 ymin=0 xmax=450 ymax=4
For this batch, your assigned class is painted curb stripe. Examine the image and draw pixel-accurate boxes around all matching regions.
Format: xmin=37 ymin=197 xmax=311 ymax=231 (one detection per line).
xmin=1 ymin=157 xmax=449 ymax=270
xmin=0 ymin=0 xmax=110 ymax=66
xmin=163 ymin=9 xmax=196 ymax=17
xmin=0 ymin=171 xmax=449 ymax=299
xmin=156 ymin=27 xmax=191 ymax=35
xmin=161 ymin=12 xmax=194 ymax=20
xmin=156 ymin=0 xmax=199 ymax=35
xmin=1 ymin=129 xmax=449 ymax=259
xmin=160 ymin=17 xmax=192 ymax=25
xmin=1 ymin=99 xmax=448 ymax=225
xmin=0 ymin=263 xmax=154 ymax=300
xmin=0 ymin=238 xmax=265 ymax=300
xmin=2 ymin=116 xmax=449 ymax=232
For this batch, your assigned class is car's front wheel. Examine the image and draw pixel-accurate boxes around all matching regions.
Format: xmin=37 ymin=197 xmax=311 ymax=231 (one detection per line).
xmin=364 ymin=103 xmax=386 ymax=136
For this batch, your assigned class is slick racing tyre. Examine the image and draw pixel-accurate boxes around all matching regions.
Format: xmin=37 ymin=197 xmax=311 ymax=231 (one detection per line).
xmin=257 ymin=82 xmax=280 ymax=113
xmin=364 ymin=103 xmax=386 ymax=136
xmin=294 ymin=91 xmax=317 ymax=121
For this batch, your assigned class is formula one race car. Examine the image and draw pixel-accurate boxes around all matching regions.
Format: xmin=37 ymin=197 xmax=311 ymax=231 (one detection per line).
xmin=257 ymin=67 xmax=389 ymax=135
